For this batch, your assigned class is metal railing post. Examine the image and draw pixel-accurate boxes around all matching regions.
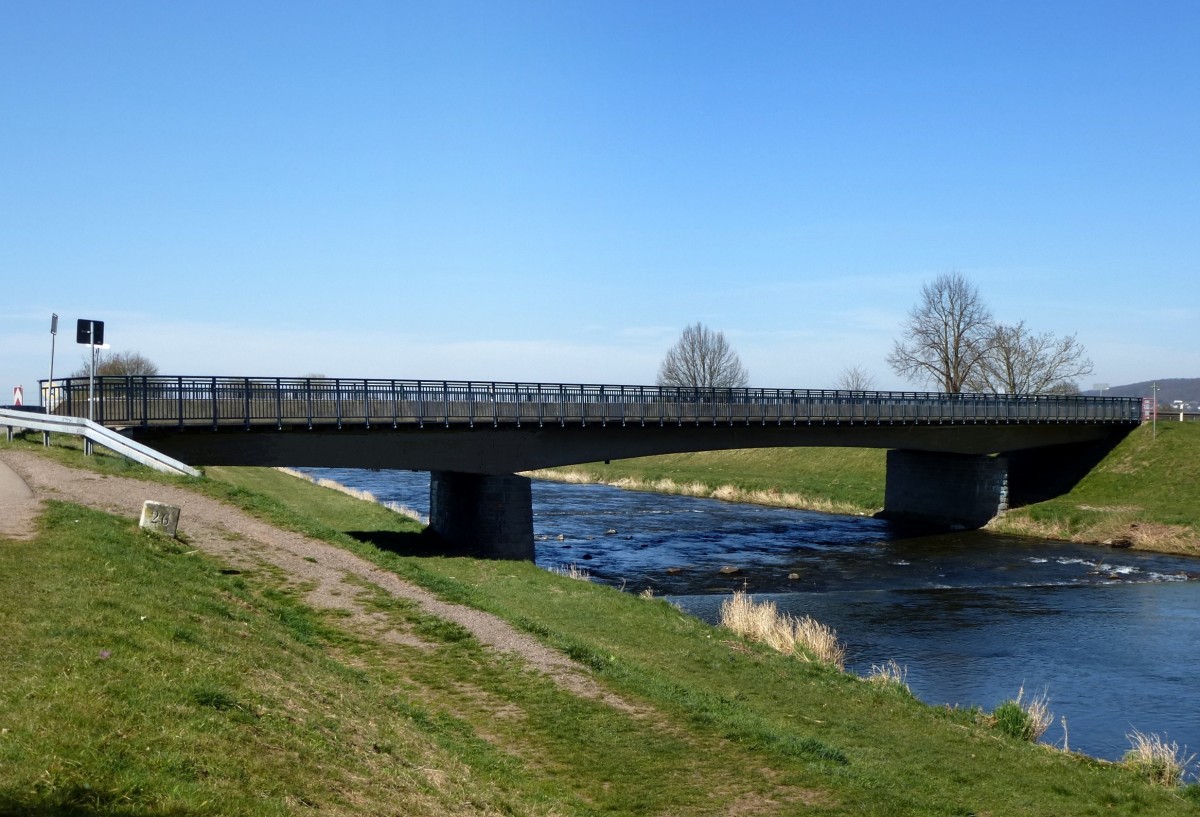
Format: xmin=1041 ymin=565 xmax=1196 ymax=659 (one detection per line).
xmin=363 ymin=379 xmax=371 ymax=429
xmin=211 ymin=377 xmax=219 ymax=430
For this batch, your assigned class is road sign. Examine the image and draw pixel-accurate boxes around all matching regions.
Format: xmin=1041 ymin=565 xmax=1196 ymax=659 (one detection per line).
xmin=76 ymin=319 xmax=104 ymax=346
xmin=12 ymin=386 xmax=23 ymax=406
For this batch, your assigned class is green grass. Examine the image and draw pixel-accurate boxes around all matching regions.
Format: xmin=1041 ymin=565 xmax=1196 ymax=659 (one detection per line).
xmin=3 ymin=434 xmax=1199 ymax=814
xmin=990 ymin=423 xmax=1200 ymax=554
xmin=0 ymin=501 xmax=554 ymax=816
xmin=534 ymin=447 xmax=887 ymax=514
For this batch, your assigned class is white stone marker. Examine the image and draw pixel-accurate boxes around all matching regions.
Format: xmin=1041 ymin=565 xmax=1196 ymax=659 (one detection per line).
xmin=140 ymin=501 xmax=181 ymax=537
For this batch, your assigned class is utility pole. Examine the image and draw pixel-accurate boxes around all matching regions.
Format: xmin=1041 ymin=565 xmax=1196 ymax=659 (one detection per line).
xmin=1152 ymin=382 xmax=1159 ymax=440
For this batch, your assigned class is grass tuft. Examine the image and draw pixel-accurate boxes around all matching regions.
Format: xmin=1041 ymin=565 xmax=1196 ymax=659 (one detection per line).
xmin=718 ymin=591 xmax=845 ymax=669
xmin=992 ymin=686 xmax=1053 ymax=742
xmin=866 ymin=658 xmax=911 ymax=694
xmin=1123 ymin=729 xmax=1196 ymax=787
xmin=550 ymin=563 xmax=592 ymax=581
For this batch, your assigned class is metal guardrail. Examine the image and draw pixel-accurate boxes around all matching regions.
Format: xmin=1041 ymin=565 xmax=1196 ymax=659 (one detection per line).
xmin=0 ymin=407 xmax=201 ymax=477
xmin=39 ymin=377 xmax=1145 ymax=431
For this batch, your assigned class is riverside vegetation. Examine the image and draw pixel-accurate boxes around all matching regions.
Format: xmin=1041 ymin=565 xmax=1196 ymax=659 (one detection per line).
xmin=531 ymin=422 xmax=1200 ymax=557
xmin=2 ymin=434 xmax=1198 ymax=814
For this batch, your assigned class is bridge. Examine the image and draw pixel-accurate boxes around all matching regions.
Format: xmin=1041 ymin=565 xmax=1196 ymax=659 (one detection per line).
xmin=36 ymin=376 xmax=1143 ymax=559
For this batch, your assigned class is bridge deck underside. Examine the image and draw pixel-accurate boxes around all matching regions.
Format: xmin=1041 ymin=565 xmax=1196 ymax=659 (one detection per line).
xmin=124 ymin=421 xmax=1133 ymax=474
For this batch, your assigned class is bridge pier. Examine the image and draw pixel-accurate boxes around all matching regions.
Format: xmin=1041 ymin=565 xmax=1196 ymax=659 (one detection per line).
xmin=428 ymin=471 xmax=535 ymax=560
xmin=882 ymin=450 xmax=1009 ymax=529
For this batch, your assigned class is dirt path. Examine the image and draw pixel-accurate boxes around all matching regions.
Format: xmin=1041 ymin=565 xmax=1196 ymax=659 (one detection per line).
xmin=0 ymin=458 xmax=39 ymax=541
xmin=0 ymin=449 xmax=638 ymax=713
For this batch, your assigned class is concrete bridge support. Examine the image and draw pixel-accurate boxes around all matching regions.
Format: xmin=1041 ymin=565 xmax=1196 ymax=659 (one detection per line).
xmin=882 ymin=450 xmax=1010 ymax=529
xmin=429 ymin=471 xmax=535 ymax=560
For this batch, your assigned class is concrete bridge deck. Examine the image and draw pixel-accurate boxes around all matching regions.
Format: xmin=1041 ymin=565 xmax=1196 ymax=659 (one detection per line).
xmin=33 ymin=376 xmax=1144 ymax=558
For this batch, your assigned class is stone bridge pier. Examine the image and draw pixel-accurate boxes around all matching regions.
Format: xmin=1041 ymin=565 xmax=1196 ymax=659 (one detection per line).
xmin=429 ymin=471 xmax=535 ymax=560
xmin=881 ymin=439 xmax=1119 ymax=529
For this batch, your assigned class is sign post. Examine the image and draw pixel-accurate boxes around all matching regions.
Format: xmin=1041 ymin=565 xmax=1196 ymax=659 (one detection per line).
xmin=76 ymin=319 xmax=105 ymax=456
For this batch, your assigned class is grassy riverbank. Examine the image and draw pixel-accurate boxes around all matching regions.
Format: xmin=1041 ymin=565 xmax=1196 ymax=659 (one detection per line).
xmin=3 ymin=437 xmax=1198 ymax=813
xmin=527 ymin=446 xmax=887 ymax=516
xmin=532 ymin=424 xmax=1200 ymax=556
xmin=989 ymin=423 xmax=1200 ymax=555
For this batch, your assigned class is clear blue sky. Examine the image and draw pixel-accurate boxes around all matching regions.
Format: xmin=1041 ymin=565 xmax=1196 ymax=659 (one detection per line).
xmin=3 ymin=1 xmax=1197 ymax=398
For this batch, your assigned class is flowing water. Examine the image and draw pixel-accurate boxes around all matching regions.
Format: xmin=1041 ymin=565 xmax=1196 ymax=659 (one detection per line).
xmin=298 ymin=467 xmax=1200 ymax=765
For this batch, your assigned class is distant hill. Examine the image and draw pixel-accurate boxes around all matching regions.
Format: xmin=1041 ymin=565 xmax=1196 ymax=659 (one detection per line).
xmin=1082 ymin=378 xmax=1200 ymax=405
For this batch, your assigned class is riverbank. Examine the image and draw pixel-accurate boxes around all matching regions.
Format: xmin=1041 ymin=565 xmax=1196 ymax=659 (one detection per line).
xmin=530 ymin=423 xmax=1200 ymax=557
xmin=3 ymin=436 xmax=1198 ymax=814
xmin=989 ymin=423 xmax=1200 ymax=556
xmin=525 ymin=445 xmax=886 ymax=516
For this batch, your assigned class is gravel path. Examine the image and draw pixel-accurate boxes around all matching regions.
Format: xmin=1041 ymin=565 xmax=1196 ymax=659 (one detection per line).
xmin=0 ymin=449 xmax=637 ymax=712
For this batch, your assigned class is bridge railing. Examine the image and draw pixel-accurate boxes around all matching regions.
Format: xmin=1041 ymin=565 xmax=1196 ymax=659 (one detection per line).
xmin=40 ymin=376 xmax=1145 ymax=430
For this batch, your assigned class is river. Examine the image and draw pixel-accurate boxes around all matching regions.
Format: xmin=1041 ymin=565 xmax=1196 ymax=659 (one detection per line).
xmin=297 ymin=467 xmax=1200 ymax=766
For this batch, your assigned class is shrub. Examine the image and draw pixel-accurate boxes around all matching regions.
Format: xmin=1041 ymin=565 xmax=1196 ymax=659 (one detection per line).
xmin=1123 ymin=729 xmax=1196 ymax=787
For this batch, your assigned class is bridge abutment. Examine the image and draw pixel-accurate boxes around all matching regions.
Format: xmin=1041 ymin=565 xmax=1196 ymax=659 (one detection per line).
xmin=882 ymin=450 xmax=1009 ymax=528
xmin=429 ymin=471 xmax=535 ymax=560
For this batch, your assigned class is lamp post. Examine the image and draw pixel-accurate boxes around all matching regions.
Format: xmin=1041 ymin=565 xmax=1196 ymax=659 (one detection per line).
xmin=47 ymin=314 xmax=58 ymax=411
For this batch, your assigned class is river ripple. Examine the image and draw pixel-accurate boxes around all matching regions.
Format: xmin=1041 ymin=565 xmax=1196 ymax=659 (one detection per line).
xmin=298 ymin=467 xmax=1200 ymax=767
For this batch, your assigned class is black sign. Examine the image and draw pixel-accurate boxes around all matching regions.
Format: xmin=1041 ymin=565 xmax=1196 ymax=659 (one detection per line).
xmin=76 ymin=319 xmax=105 ymax=346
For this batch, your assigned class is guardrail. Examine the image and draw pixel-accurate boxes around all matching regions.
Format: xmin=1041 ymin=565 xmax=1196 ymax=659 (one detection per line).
xmin=1 ymin=406 xmax=201 ymax=477
xmin=39 ymin=376 xmax=1145 ymax=431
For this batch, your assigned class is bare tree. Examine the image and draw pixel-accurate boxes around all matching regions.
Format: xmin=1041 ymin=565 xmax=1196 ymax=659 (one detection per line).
xmin=965 ymin=321 xmax=1094 ymax=394
xmin=887 ymin=272 xmax=993 ymax=393
xmin=72 ymin=350 xmax=160 ymax=377
xmin=836 ymin=365 xmax=876 ymax=391
xmin=657 ymin=322 xmax=749 ymax=389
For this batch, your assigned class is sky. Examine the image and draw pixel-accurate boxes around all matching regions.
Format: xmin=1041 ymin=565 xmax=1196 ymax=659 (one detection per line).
xmin=2 ymin=1 xmax=1197 ymax=400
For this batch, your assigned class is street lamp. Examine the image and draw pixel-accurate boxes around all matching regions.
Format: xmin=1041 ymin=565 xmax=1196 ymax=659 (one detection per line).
xmin=47 ymin=314 xmax=58 ymax=410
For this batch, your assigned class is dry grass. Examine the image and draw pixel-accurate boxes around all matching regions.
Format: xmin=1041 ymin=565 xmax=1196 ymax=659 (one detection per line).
xmin=524 ymin=469 xmax=874 ymax=516
xmin=718 ymin=591 xmax=845 ymax=669
xmin=550 ymin=563 xmax=592 ymax=581
xmin=1018 ymin=686 xmax=1054 ymax=742
xmin=865 ymin=659 xmax=910 ymax=693
xmin=1123 ymin=729 xmax=1196 ymax=787
xmin=990 ymin=512 xmax=1200 ymax=556
xmin=277 ymin=467 xmax=429 ymax=524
